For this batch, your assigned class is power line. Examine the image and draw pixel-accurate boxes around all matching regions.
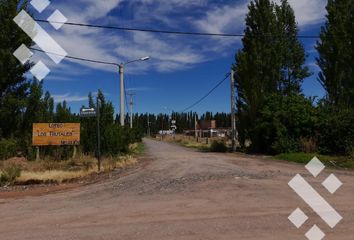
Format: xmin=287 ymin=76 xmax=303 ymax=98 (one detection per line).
xmin=181 ymin=73 xmax=231 ymax=112
xmin=35 ymin=19 xmax=326 ymax=39
xmin=124 ymin=82 xmax=129 ymax=115
xmin=29 ymin=47 xmax=119 ymax=66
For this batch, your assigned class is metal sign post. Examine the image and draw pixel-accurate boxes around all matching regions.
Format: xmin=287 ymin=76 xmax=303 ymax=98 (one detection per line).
xmin=80 ymin=105 xmax=101 ymax=171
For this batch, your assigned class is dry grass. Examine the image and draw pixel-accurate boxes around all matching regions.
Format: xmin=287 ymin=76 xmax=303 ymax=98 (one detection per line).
xmin=101 ymin=155 xmax=137 ymax=172
xmin=0 ymin=143 xmax=144 ymax=185
xmin=17 ymin=169 xmax=97 ymax=183
xmin=0 ymin=142 xmax=145 ymax=185
xmin=161 ymin=135 xmax=217 ymax=150
xmin=13 ymin=155 xmax=138 ymax=184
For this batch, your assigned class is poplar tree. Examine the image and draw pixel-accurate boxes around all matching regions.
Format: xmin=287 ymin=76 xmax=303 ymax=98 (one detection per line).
xmin=233 ymin=0 xmax=309 ymax=151
xmin=316 ymin=0 xmax=354 ymax=107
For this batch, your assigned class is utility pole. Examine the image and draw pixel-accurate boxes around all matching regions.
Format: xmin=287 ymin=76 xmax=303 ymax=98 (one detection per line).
xmin=128 ymin=93 xmax=136 ymax=129
xmin=118 ymin=57 xmax=149 ymax=127
xmin=230 ymin=69 xmax=237 ymax=152
xmin=147 ymin=114 xmax=151 ymax=137
xmin=119 ymin=64 xmax=125 ymax=127
xmin=194 ymin=114 xmax=198 ymax=139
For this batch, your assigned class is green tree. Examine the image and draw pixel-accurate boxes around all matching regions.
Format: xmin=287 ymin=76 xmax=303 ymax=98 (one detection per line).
xmin=22 ymin=80 xmax=45 ymax=134
xmin=55 ymin=101 xmax=74 ymax=122
xmin=81 ymin=93 xmax=97 ymax=153
xmin=43 ymin=91 xmax=54 ymax=122
xmin=316 ymin=0 xmax=354 ymax=107
xmin=0 ymin=0 xmax=32 ymax=138
xmin=275 ymin=0 xmax=310 ymax=94
xmin=233 ymin=0 xmax=309 ymax=151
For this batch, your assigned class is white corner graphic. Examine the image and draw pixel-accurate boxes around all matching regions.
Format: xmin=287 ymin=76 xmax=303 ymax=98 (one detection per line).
xmin=13 ymin=1 xmax=68 ymax=81
xmin=288 ymin=156 xmax=343 ymax=239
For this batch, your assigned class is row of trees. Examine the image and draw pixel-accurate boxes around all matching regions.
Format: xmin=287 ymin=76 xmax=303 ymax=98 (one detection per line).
xmin=234 ymin=0 xmax=353 ymax=155
xmin=0 ymin=79 xmax=143 ymax=159
xmin=0 ymin=1 xmax=145 ymax=160
xmin=129 ymin=112 xmax=231 ymax=135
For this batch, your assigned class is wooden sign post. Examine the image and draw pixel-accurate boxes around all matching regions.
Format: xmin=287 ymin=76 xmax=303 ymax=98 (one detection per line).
xmin=32 ymin=123 xmax=81 ymax=160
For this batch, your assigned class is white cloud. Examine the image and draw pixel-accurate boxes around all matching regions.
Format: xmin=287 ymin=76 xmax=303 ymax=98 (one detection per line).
xmin=52 ymin=93 xmax=88 ymax=103
xmin=275 ymin=0 xmax=326 ymax=27
xmin=195 ymin=2 xmax=249 ymax=34
xmin=37 ymin=0 xmax=326 ymax=80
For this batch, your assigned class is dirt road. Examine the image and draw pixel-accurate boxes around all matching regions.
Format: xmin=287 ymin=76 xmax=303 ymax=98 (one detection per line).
xmin=0 ymin=139 xmax=353 ymax=239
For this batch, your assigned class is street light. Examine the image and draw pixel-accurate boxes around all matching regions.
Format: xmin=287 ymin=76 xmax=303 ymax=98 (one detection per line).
xmin=119 ymin=56 xmax=150 ymax=126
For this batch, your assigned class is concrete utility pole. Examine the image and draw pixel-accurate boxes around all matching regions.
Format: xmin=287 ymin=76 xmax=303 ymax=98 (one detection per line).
xmin=128 ymin=93 xmax=136 ymax=129
xmin=230 ymin=69 xmax=237 ymax=152
xmin=118 ymin=56 xmax=150 ymax=127
xmin=119 ymin=64 xmax=125 ymax=127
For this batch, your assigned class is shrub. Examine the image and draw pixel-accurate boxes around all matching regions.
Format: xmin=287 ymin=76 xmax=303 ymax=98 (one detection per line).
xmin=253 ymin=93 xmax=317 ymax=154
xmin=0 ymin=165 xmax=21 ymax=186
xmin=300 ymin=137 xmax=317 ymax=153
xmin=0 ymin=139 xmax=18 ymax=160
xmin=102 ymin=126 xmax=144 ymax=156
xmin=210 ymin=140 xmax=228 ymax=152
xmin=272 ymin=137 xmax=300 ymax=154
xmin=316 ymin=106 xmax=354 ymax=155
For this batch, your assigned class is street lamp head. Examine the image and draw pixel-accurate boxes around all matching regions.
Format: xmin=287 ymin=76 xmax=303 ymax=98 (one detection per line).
xmin=140 ymin=56 xmax=150 ymax=61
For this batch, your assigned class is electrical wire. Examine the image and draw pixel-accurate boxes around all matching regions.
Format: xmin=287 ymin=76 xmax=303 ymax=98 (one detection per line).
xmin=34 ymin=19 xmax=329 ymax=39
xmin=181 ymin=73 xmax=231 ymax=112
xmin=29 ymin=47 xmax=119 ymax=66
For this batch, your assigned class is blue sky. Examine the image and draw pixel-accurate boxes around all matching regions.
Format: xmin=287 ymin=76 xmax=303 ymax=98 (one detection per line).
xmin=29 ymin=0 xmax=327 ymax=114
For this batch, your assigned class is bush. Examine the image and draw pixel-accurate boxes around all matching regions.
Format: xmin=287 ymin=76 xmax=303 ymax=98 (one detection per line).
xmin=253 ymin=93 xmax=317 ymax=154
xmin=272 ymin=137 xmax=300 ymax=154
xmin=316 ymin=106 xmax=354 ymax=155
xmin=210 ymin=140 xmax=228 ymax=152
xmin=300 ymin=137 xmax=317 ymax=153
xmin=102 ymin=126 xmax=137 ymax=155
xmin=0 ymin=139 xmax=18 ymax=160
xmin=0 ymin=165 xmax=21 ymax=186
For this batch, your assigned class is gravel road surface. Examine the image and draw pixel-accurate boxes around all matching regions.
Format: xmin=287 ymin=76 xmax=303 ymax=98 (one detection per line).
xmin=0 ymin=138 xmax=353 ymax=239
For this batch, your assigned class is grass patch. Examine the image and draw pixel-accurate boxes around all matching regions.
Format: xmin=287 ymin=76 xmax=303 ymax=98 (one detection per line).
xmin=17 ymin=169 xmax=96 ymax=184
xmin=164 ymin=136 xmax=230 ymax=153
xmin=181 ymin=140 xmax=210 ymax=151
xmin=14 ymin=156 xmax=138 ymax=185
xmin=129 ymin=142 xmax=145 ymax=155
xmin=0 ymin=144 xmax=146 ymax=186
xmin=160 ymin=135 xmax=212 ymax=151
xmin=274 ymin=152 xmax=354 ymax=169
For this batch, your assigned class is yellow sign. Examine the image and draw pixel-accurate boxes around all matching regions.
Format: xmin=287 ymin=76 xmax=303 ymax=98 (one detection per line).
xmin=32 ymin=123 xmax=80 ymax=146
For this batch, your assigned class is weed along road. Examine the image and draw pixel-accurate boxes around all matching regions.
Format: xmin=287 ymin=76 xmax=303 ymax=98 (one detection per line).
xmin=0 ymin=139 xmax=354 ymax=239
